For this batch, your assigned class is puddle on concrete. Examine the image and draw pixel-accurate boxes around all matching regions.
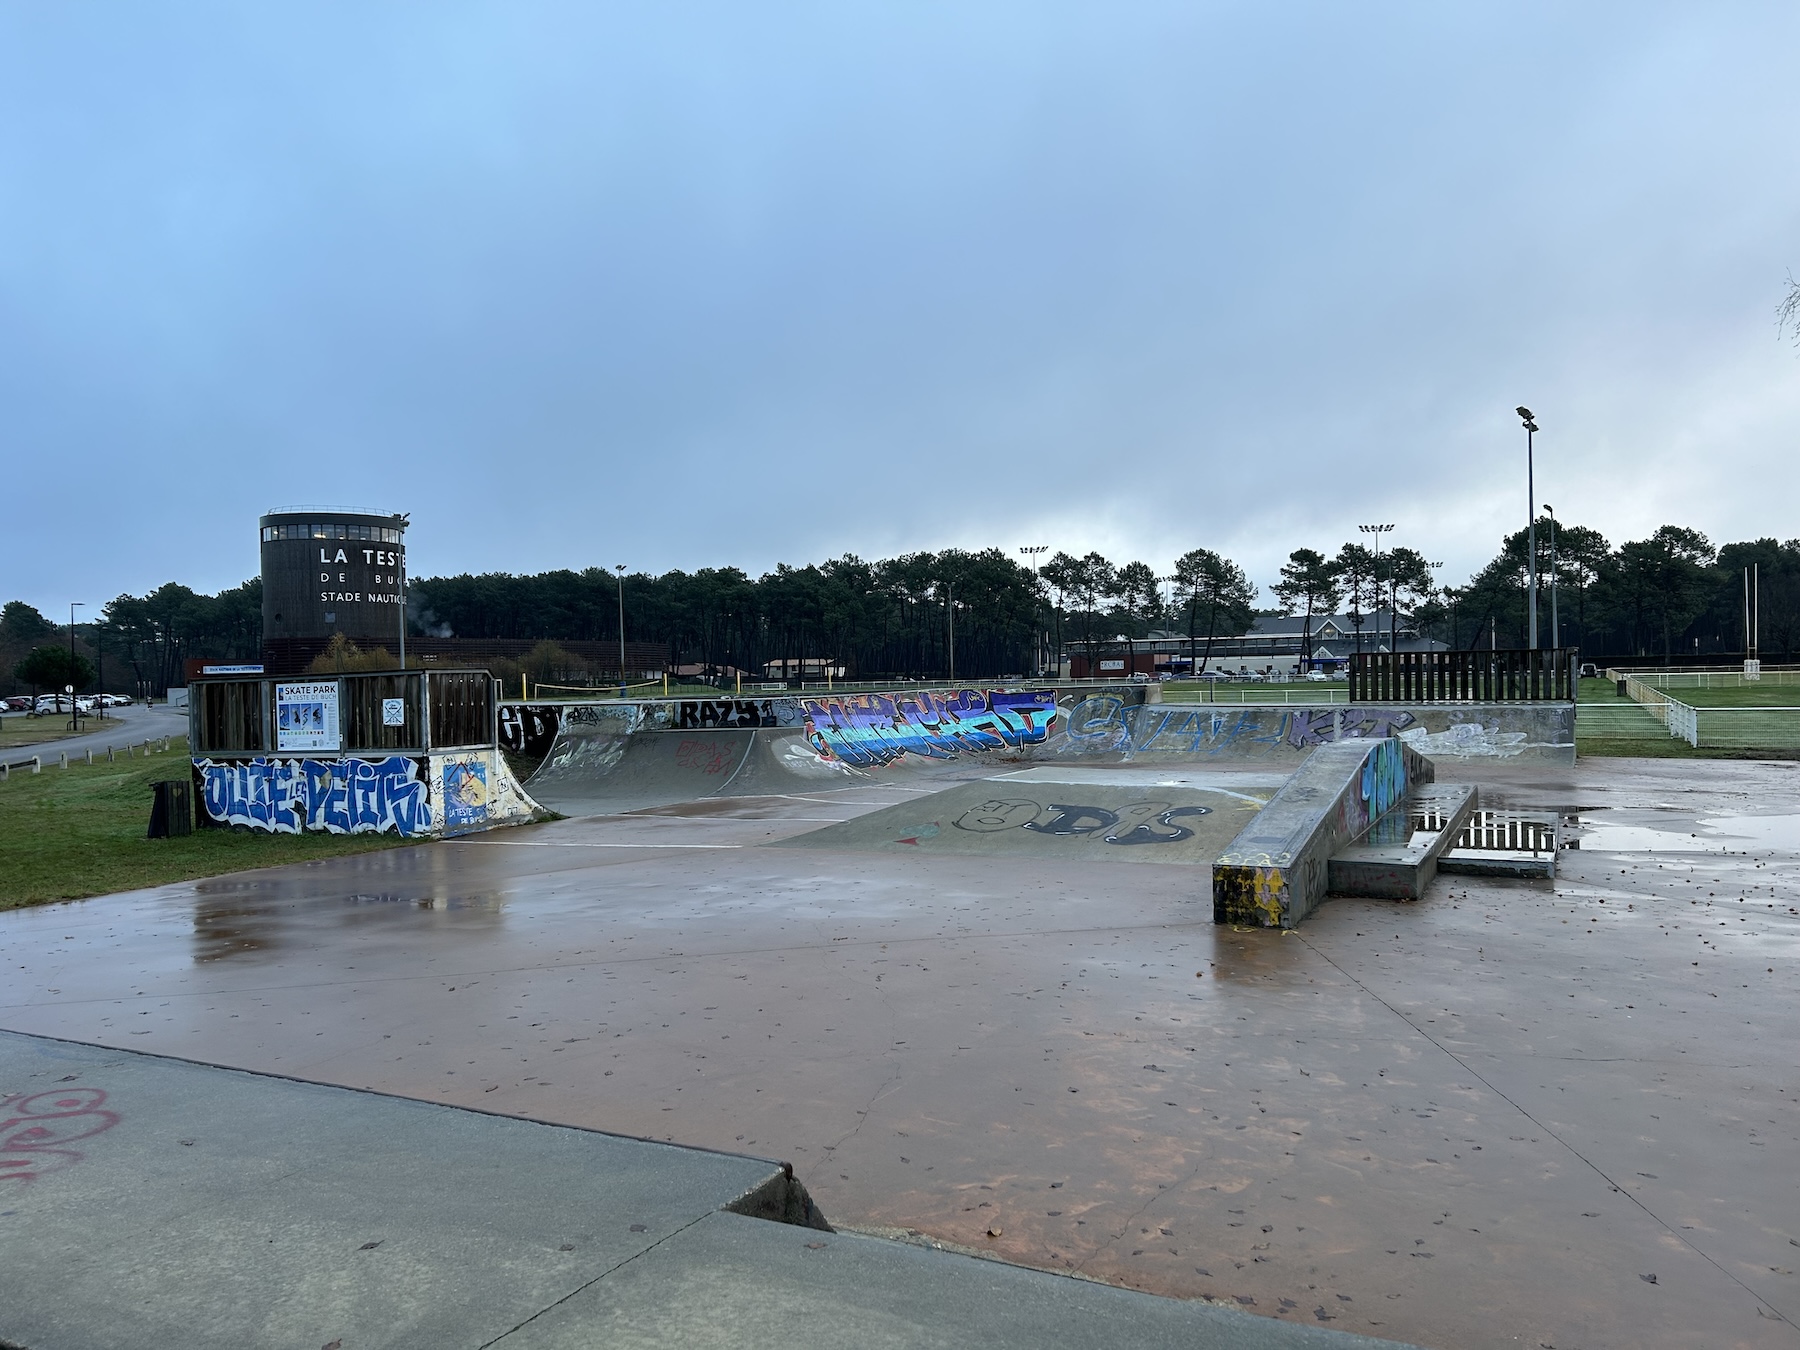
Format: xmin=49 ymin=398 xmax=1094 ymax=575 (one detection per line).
xmin=1569 ymin=813 xmax=1800 ymax=854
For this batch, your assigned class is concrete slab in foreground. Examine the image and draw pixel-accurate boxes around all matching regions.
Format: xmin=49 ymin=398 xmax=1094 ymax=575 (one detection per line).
xmin=0 ymin=1031 xmax=1420 ymax=1350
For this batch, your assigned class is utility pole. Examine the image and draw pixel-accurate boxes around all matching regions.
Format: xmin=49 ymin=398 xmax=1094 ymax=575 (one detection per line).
xmin=946 ymin=581 xmax=957 ymax=685
xmin=68 ymin=601 xmax=84 ymax=730
xmin=615 ymin=564 xmax=628 ymax=698
xmin=393 ymin=513 xmax=410 ymax=671
xmin=1543 ymin=504 xmax=1559 ymax=649
xmin=1517 ymin=407 xmax=1539 ymax=648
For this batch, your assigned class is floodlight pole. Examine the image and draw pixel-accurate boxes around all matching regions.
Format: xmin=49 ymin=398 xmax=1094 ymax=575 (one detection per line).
xmin=1358 ymin=524 xmax=1394 ymax=652
xmin=1018 ymin=545 xmax=1047 ymax=675
xmin=1518 ymin=408 xmax=1539 ymax=649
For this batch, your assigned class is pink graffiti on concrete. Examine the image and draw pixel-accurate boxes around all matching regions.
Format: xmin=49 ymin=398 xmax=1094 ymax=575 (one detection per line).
xmin=0 ymin=1087 xmax=121 ymax=1184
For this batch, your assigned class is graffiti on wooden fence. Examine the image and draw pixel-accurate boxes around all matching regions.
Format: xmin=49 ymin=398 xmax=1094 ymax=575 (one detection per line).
xmin=196 ymin=756 xmax=432 ymax=835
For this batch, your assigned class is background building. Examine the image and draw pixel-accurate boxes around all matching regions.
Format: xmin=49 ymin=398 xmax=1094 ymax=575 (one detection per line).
xmin=260 ymin=506 xmax=409 ymax=673
xmin=1062 ymin=612 xmax=1449 ymax=679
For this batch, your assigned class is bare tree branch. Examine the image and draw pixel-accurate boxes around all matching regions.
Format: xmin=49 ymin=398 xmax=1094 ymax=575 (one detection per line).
xmin=1779 ymin=271 xmax=1800 ymax=347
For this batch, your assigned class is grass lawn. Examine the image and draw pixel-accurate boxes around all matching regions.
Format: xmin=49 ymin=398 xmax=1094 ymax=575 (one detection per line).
xmin=1576 ymin=736 xmax=1800 ymax=760
xmin=0 ymin=738 xmax=416 ymax=911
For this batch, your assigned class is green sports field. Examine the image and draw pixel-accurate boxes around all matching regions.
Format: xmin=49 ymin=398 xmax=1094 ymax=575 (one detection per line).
xmin=1639 ymin=684 xmax=1800 ymax=708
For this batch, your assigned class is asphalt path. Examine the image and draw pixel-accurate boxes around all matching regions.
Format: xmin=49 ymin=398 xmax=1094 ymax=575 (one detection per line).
xmin=0 ymin=700 xmax=188 ymax=764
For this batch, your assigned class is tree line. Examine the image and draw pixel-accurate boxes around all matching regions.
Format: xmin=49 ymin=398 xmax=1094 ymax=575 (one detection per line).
xmin=4 ymin=521 xmax=1795 ymax=696
xmin=1 ymin=584 xmax=261 ymax=698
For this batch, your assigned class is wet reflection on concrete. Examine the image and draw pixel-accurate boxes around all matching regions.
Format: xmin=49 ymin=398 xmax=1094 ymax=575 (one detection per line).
xmin=190 ymin=870 xmax=511 ymax=964
xmin=1 ymin=758 xmax=1796 ymax=1349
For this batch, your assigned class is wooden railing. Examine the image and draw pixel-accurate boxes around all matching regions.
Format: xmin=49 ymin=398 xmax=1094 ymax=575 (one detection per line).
xmin=1349 ymin=648 xmax=1576 ymax=703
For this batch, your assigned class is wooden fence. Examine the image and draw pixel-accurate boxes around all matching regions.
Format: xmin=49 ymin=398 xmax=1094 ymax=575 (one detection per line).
xmin=1349 ymin=648 xmax=1576 ymax=703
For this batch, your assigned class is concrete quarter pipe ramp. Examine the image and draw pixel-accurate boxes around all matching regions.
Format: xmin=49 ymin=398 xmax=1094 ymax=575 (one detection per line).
xmin=527 ymin=726 xmax=873 ymax=815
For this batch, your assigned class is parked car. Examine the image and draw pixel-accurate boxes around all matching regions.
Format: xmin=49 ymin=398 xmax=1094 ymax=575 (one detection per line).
xmin=2 ymin=696 xmax=31 ymax=711
xmin=1303 ymin=671 xmax=1330 ymax=682
xmin=97 ymin=693 xmax=133 ymax=707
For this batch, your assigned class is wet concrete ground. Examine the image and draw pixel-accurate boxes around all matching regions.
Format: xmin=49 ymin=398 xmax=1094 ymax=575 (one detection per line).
xmin=1 ymin=759 xmax=1796 ymax=1349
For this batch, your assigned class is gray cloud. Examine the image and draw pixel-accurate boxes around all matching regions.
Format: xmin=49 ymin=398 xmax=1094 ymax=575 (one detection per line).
xmin=4 ymin=1 xmax=1798 ymax=613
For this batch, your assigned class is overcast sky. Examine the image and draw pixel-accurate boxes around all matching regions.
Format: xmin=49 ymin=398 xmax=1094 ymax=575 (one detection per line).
xmin=5 ymin=2 xmax=1799 ymax=616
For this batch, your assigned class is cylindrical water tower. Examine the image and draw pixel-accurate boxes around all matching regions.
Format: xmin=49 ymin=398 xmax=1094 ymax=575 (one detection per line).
xmin=260 ymin=506 xmax=409 ymax=669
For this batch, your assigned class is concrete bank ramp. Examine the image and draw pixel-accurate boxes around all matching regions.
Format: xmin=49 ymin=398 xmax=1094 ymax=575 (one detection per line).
xmin=0 ymin=1030 xmax=1424 ymax=1350
xmin=527 ymin=726 xmax=871 ymax=815
xmin=773 ymin=766 xmax=1285 ymax=866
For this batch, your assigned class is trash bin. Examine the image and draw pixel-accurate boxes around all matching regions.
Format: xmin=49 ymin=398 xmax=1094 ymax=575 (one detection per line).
xmin=149 ymin=778 xmax=192 ymax=839
xmin=1615 ymin=678 xmax=1629 ymax=697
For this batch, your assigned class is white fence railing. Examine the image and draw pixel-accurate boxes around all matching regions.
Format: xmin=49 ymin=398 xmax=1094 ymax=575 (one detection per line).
xmin=1618 ymin=675 xmax=1693 ymax=745
xmin=1610 ymin=674 xmax=1800 ymax=748
xmin=1665 ymin=699 xmax=1698 ymax=746
xmin=1161 ymin=688 xmax=1350 ymax=706
xmin=1619 ymin=668 xmax=1800 ymax=690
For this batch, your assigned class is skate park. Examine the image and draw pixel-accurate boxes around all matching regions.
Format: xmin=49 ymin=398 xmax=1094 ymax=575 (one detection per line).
xmin=3 ymin=670 xmax=1795 ymax=1350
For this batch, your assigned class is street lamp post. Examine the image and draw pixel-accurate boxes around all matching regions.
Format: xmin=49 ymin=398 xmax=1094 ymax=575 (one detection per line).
xmin=1359 ymin=524 xmax=1395 ymax=653
xmin=68 ymin=601 xmax=85 ymax=730
xmin=1018 ymin=545 xmax=1047 ymax=675
xmin=1542 ymin=504 xmax=1560 ymax=649
xmin=1516 ymin=407 xmax=1539 ymax=649
xmin=614 ymin=565 xmax=628 ymax=698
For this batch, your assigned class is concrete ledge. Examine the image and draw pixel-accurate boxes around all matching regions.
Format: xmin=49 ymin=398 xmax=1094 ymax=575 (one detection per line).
xmin=1326 ymin=783 xmax=1478 ymax=901
xmin=1212 ymin=738 xmax=1432 ymax=928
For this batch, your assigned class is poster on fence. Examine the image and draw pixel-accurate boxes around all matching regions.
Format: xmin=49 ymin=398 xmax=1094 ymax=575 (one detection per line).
xmin=275 ymin=681 xmax=340 ymax=753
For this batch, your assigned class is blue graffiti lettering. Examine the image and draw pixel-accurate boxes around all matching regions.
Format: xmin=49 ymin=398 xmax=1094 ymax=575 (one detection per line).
xmin=1360 ymin=739 xmax=1407 ymax=820
xmin=195 ymin=756 xmax=434 ymax=836
xmin=801 ymin=689 xmax=1058 ymax=768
